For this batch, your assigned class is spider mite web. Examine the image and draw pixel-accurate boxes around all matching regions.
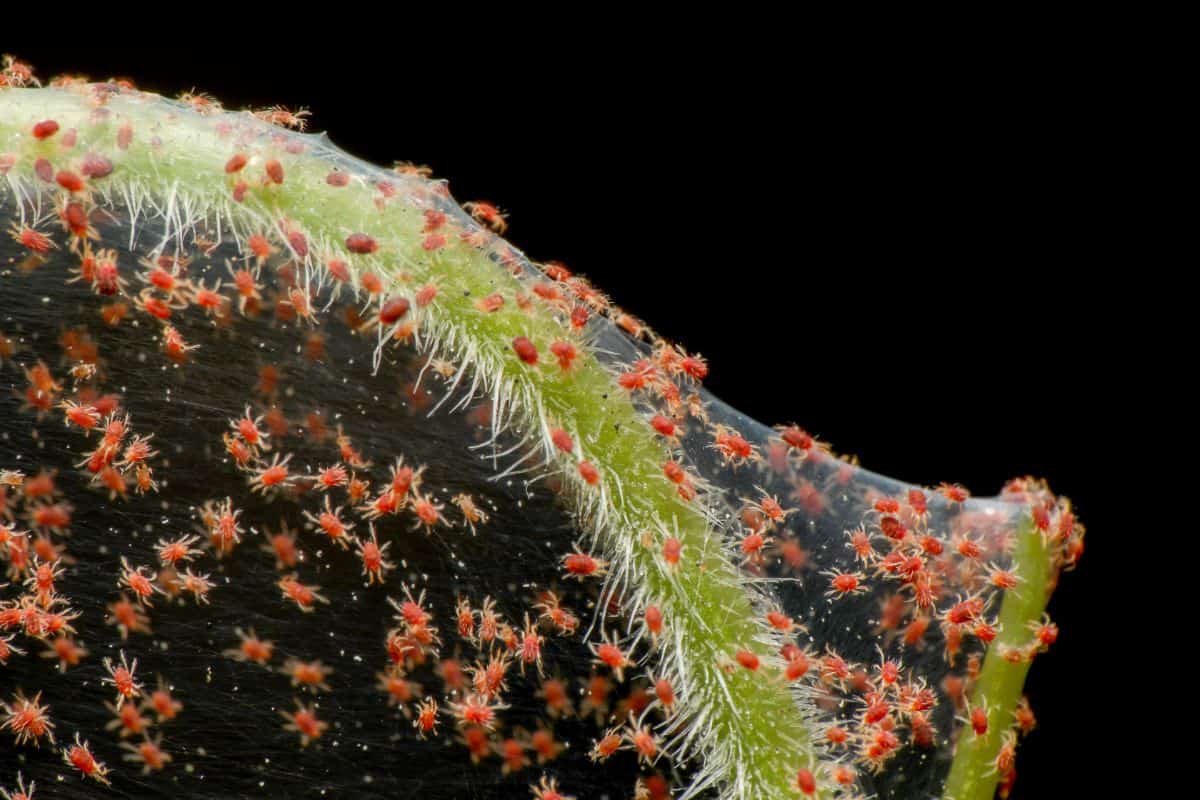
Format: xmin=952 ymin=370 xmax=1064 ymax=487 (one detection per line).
xmin=0 ymin=195 xmax=1029 ymax=799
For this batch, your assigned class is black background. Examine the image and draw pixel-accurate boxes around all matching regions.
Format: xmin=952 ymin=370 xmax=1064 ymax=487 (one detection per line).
xmin=7 ymin=39 xmax=1124 ymax=799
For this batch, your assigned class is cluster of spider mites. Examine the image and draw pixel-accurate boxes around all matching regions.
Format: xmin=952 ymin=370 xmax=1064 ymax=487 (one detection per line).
xmin=1 ymin=57 xmax=1086 ymax=798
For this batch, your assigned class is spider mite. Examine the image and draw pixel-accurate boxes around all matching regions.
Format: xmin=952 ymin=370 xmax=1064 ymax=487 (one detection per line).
xmin=512 ymin=336 xmax=539 ymax=365
xmin=62 ymin=733 xmax=111 ymax=785
xmin=2 ymin=689 xmax=56 ymax=746
xmin=103 ymin=650 xmax=144 ymax=709
xmin=281 ymin=699 xmax=328 ymax=746
xmin=452 ymin=493 xmax=490 ymax=534
xmin=181 ymin=568 xmax=214 ymax=604
xmin=959 ymin=696 xmax=992 ymax=738
xmin=534 ymin=592 xmax=579 ymax=636
xmin=710 ymin=425 xmax=756 ymax=466
xmin=476 ymin=596 xmax=502 ymax=645
xmin=577 ymin=460 xmax=601 ymax=485
xmin=463 ymin=200 xmax=508 ymax=234
xmin=563 ymin=545 xmax=608 ymax=580
xmin=414 ymin=697 xmax=440 ymax=738
xmin=303 ymin=495 xmax=354 ymax=549
xmin=282 ymin=658 xmax=334 ymax=693
xmin=122 ymin=733 xmax=172 ymax=774
xmin=537 ymin=677 xmax=574 ymax=718
xmin=449 ymin=693 xmax=508 ymax=731
xmin=498 ymin=737 xmax=529 ymax=775
xmin=518 ymin=613 xmax=545 ymax=676
xmin=155 ymin=534 xmax=202 ymax=567
xmin=278 ymin=573 xmax=328 ymax=613
xmin=0 ymin=635 xmax=26 ymax=666
xmin=470 ymin=652 xmax=512 ymax=699
xmin=231 ymin=406 xmax=269 ymax=451
xmin=530 ymin=775 xmax=575 ymax=800
xmin=106 ymin=595 xmax=150 ymax=639
xmin=410 ymin=493 xmax=448 ymax=532
xmin=225 ymin=627 xmax=274 ymax=666
xmin=0 ymin=772 xmax=35 ymax=800
xmin=938 ymin=482 xmax=970 ymax=503
xmin=355 ymin=525 xmax=394 ymax=584
xmin=738 ymin=529 xmax=772 ymax=566
xmin=250 ymin=452 xmax=293 ymax=494
xmin=823 ymin=569 xmax=868 ymax=598
xmin=59 ymin=399 xmax=101 ymax=431
xmin=623 ymin=717 xmax=661 ymax=765
xmin=145 ymin=676 xmax=182 ymax=722
xmin=376 ymin=664 xmax=422 ymax=708
xmin=591 ymin=630 xmax=632 ymax=682
xmin=120 ymin=557 xmax=161 ymax=607
xmin=549 ymin=340 xmax=577 ymax=371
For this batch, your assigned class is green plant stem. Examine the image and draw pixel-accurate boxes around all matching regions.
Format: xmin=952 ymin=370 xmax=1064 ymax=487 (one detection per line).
xmin=941 ymin=513 xmax=1051 ymax=800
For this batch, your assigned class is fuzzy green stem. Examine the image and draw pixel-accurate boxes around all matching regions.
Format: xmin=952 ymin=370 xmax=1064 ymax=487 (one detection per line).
xmin=942 ymin=513 xmax=1051 ymax=800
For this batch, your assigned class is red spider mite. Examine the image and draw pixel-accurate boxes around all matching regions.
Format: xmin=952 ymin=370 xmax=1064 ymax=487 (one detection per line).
xmin=450 ymin=693 xmax=507 ymax=731
xmin=550 ymin=428 xmax=574 ymax=453
xmin=55 ymin=170 xmax=86 ymax=193
xmin=970 ymin=704 xmax=989 ymax=736
xmin=624 ymin=721 xmax=659 ymax=765
xmin=81 ymin=152 xmax=114 ymax=179
xmin=1 ymin=690 xmax=55 ymax=746
xmin=577 ymin=461 xmax=600 ymax=485
xmin=103 ymin=650 xmax=143 ymax=708
xmin=278 ymin=574 xmax=328 ymax=612
xmin=282 ymin=700 xmax=327 ymax=746
xmin=559 ymin=546 xmax=604 ymax=578
xmin=826 ymin=570 xmax=866 ymax=597
xmin=32 ymin=119 xmax=60 ymax=140
xmin=795 ymin=768 xmax=817 ymax=795
xmin=120 ymin=558 xmax=160 ymax=606
xmin=10 ymin=225 xmax=56 ymax=254
xmin=739 ymin=530 xmax=768 ymax=563
xmin=734 ymin=649 xmax=760 ymax=671
xmin=512 ymin=336 xmax=539 ymax=365
xmin=591 ymin=631 xmax=631 ymax=681
xmin=225 ymin=153 xmax=248 ymax=173
xmin=475 ymin=292 xmax=505 ymax=312
xmin=938 ymin=482 xmax=969 ymax=503
xmin=422 ymin=209 xmax=446 ymax=231
xmin=379 ymin=296 xmax=411 ymax=326
xmin=531 ymin=776 xmax=574 ymax=800
xmin=662 ymin=537 xmax=682 ymax=566
xmin=346 ymin=232 xmax=378 ymax=254
xmin=518 ymin=614 xmax=545 ymax=675
xmin=123 ymin=734 xmax=172 ymax=773
xmin=650 ymin=415 xmax=677 ymax=438
xmin=63 ymin=733 xmax=110 ymax=784
xmin=31 ymin=157 xmax=53 ymax=184
xmin=251 ymin=453 xmax=293 ymax=493
xmin=644 ymin=605 xmax=664 ymax=637
xmin=356 ymin=528 xmax=393 ymax=584
xmin=766 ymin=610 xmax=795 ymax=632
xmin=60 ymin=400 xmax=100 ymax=430
xmin=415 ymin=282 xmax=439 ymax=307
xmin=463 ymin=200 xmax=508 ymax=233
xmin=1031 ymin=615 xmax=1059 ymax=648
xmin=549 ymin=340 xmax=577 ymax=370
xmin=264 ymin=159 xmax=284 ymax=185
xmin=591 ymin=728 xmax=622 ymax=762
